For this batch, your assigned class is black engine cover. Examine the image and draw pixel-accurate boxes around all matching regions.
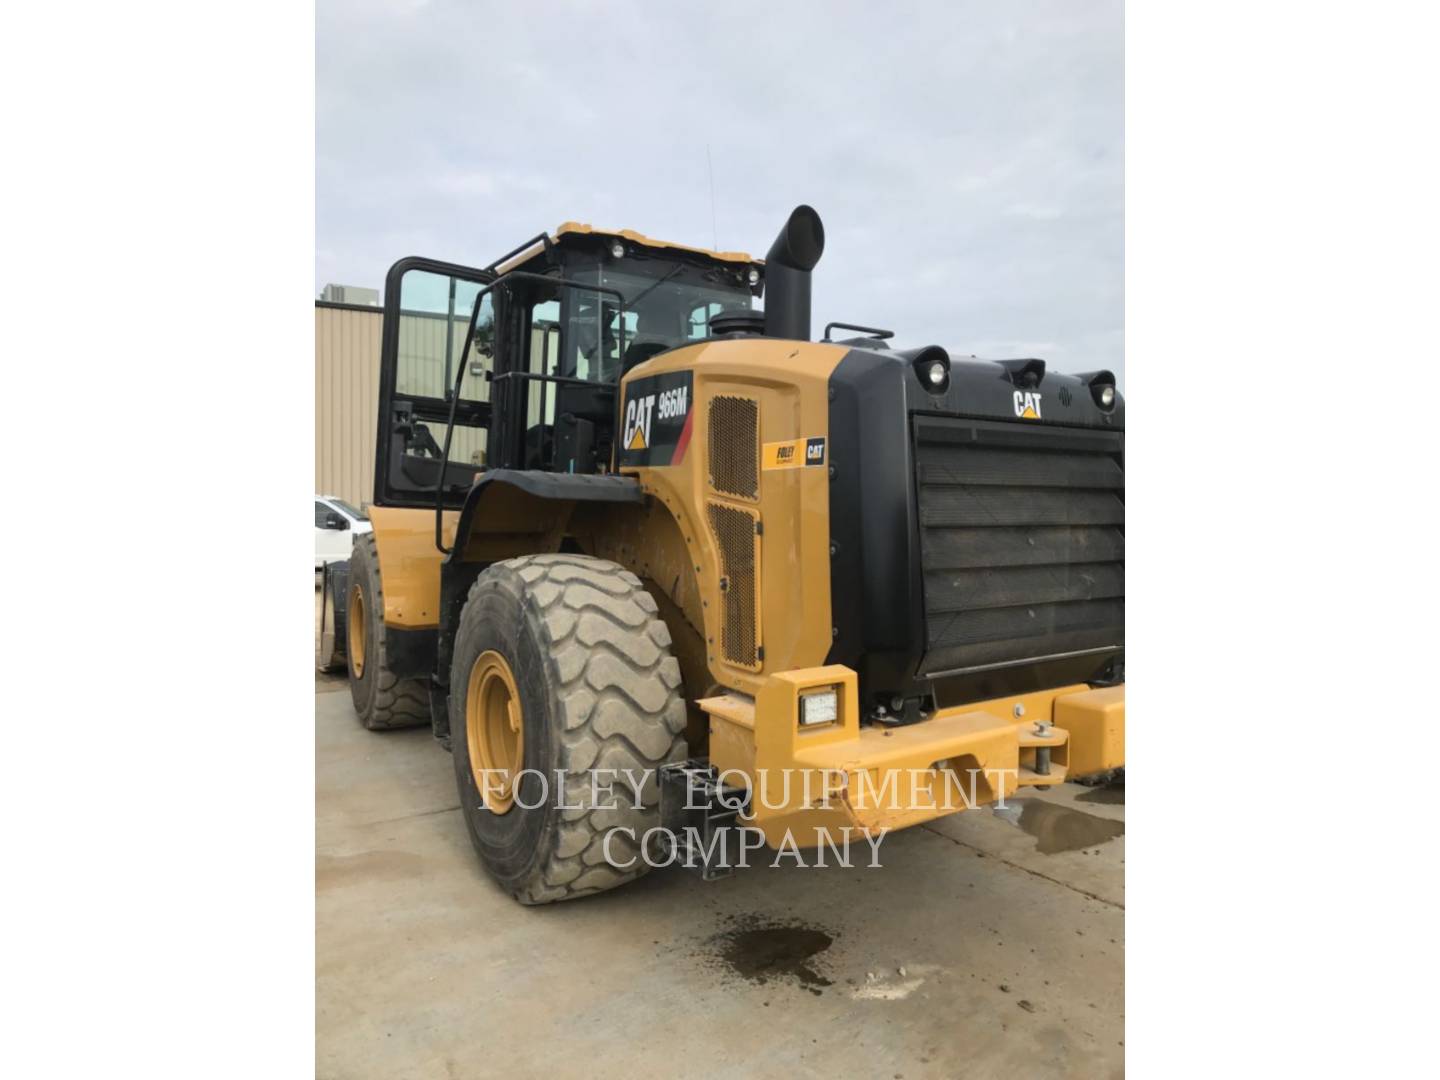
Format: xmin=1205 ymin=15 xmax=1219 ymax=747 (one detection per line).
xmin=825 ymin=347 xmax=1125 ymax=708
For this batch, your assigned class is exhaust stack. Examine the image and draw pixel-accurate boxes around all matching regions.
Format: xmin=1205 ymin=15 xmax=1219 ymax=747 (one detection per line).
xmin=763 ymin=205 xmax=825 ymax=341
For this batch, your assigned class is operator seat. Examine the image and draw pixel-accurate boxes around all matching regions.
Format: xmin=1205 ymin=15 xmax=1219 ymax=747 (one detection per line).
xmin=618 ymin=307 xmax=678 ymax=378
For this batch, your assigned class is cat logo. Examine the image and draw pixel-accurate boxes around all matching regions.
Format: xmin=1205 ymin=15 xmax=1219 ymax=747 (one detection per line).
xmin=622 ymin=384 xmax=689 ymax=452
xmin=617 ymin=371 xmax=693 ymax=467
xmin=762 ymin=436 xmax=826 ymax=470
xmin=1013 ymin=390 xmax=1043 ymax=420
xmin=622 ymin=393 xmax=657 ymax=451
xmin=616 ymin=371 xmax=688 ymax=466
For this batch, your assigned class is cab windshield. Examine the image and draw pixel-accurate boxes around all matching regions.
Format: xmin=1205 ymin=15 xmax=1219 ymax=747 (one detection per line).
xmin=558 ymin=262 xmax=753 ymax=383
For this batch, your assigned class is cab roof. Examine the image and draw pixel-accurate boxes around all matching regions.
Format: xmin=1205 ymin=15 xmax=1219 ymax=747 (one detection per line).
xmin=493 ymin=222 xmax=759 ymax=274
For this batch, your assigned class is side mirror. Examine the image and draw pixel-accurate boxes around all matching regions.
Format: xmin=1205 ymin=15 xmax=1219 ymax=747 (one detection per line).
xmin=325 ymin=512 xmax=348 ymax=531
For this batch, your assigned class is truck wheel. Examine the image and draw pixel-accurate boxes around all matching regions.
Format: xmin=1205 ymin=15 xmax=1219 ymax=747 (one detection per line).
xmin=449 ymin=554 xmax=687 ymax=904
xmin=346 ymin=533 xmax=430 ymax=731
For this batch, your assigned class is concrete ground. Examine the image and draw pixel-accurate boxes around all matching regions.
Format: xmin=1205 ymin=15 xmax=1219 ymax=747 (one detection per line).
xmin=316 ymin=669 xmax=1124 ymax=1079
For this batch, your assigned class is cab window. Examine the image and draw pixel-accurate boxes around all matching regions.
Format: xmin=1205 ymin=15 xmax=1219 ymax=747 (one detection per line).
xmin=394 ymin=269 xmax=491 ymax=468
xmin=376 ymin=260 xmax=495 ymax=507
xmin=528 ymin=299 xmax=562 ymax=426
xmin=688 ymin=301 xmax=724 ymax=339
xmin=396 ymin=272 xmax=492 ymax=403
xmin=561 ymin=264 xmax=747 ymax=381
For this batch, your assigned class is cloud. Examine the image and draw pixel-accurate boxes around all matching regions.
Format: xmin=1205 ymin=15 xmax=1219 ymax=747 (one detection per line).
xmin=317 ymin=0 xmax=1123 ymax=383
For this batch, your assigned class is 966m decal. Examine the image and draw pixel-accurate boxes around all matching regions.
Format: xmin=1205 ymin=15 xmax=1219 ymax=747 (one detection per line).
xmin=618 ymin=370 xmax=694 ymax=467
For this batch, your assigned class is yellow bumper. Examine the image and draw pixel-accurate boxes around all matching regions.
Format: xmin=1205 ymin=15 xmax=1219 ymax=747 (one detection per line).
xmin=700 ymin=667 xmax=1124 ymax=848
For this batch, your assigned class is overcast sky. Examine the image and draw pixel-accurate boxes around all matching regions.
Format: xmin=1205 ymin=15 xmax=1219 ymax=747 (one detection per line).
xmin=318 ymin=0 xmax=1123 ymax=383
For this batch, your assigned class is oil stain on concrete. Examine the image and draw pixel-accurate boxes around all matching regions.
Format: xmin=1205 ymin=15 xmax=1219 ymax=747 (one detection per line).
xmin=992 ymin=799 xmax=1125 ymax=855
xmin=706 ymin=915 xmax=836 ymax=995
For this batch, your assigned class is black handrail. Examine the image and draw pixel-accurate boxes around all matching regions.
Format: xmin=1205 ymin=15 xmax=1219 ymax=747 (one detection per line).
xmin=489 ymin=371 xmax=605 ymax=388
xmin=434 ymin=271 xmax=627 ymax=553
xmin=822 ymin=321 xmax=894 ymax=342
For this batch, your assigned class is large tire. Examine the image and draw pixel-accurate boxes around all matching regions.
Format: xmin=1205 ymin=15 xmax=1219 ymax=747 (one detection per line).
xmin=346 ymin=533 xmax=430 ymax=731
xmin=449 ymin=554 xmax=687 ymax=904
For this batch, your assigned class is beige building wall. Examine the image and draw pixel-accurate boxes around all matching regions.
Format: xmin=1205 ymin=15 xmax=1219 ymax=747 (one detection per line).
xmin=315 ymin=302 xmax=499 ymax=508
xmin=395 ymin=311 xmax=490 ymax=470
xmin=315 ymin=304 xmax=382 ymax=508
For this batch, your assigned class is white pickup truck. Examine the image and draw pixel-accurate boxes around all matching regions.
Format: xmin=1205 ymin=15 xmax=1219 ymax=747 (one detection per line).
xmin=314 ymin=495 xmax=372 ymax=569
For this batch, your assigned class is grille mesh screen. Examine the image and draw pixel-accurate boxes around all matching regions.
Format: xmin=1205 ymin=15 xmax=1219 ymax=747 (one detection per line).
xmin=915 ymin=418 xmax=1124 ymax=675
xmin=708 ymin=501 xmax=760 ymax=668
xmin=708 ymin=396 xmax=759 ymax=500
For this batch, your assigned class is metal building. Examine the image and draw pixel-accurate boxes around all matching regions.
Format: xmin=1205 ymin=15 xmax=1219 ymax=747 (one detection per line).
xmin=314 ymin=299 xmax=382 ymax=508
xmin=316 ymin=286 xmax=557 ymax=509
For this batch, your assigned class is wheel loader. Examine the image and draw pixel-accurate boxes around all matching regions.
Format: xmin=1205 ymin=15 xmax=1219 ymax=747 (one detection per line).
xmin=317 ymin=206 xmax=1125 ymax=903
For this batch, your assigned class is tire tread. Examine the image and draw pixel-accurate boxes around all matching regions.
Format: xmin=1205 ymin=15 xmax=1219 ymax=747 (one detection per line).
xmin=350 ymin=533 xmax=430 ymax=731
xmin=458 ymin=553 xmax=686 ymax=904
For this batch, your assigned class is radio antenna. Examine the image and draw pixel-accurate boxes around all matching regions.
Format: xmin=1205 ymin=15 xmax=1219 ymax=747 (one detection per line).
xmin=706 ymin=144 xmax=718 ymax=251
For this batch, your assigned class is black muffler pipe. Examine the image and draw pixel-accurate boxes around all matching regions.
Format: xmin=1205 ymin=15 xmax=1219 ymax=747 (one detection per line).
xmin=763 ymin=205 xmax=825 ymax=341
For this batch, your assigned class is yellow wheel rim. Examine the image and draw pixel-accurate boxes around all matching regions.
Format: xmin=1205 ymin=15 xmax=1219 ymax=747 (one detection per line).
xmin=347 ymin=583 xmax=366 ymax=679
xmin=466 ymin=650 xmax=524 ymax=814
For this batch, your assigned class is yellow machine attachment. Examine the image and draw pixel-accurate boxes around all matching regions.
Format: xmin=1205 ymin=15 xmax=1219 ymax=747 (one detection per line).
xmin=700 ymin=669 xmax=1124 ymax=847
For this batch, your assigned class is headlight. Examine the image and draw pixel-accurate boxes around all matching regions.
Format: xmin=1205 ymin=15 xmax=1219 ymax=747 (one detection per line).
xmin=610 ymin=240 xmax=625 ymax=259
xmin=1086 ymin=373 xmax=1119 ymax=410
xmin=747 ymin=267 xmax=761 ymax=286
xmin=799 ymin=687 xmax=839 ymax=727
xmin=906 ymin=345 xmax=951 ymax=394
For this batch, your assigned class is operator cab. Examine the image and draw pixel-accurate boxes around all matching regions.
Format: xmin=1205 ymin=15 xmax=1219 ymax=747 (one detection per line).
xmin=373 ymin=225 xmax=764 ymax=509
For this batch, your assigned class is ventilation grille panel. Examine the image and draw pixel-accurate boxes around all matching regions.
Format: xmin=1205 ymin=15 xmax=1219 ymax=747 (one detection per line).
xmin=708 ymin=396 xmax=759 ymax=500
xmin=914 ymin=416 xmax=1124 ymax=676
xmin=707 ymin=501 xmax=761 ymax=669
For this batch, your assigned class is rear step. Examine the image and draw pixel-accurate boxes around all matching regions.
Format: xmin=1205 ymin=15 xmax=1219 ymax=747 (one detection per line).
xmin=656 ymin=760 xmax=752 ymax=880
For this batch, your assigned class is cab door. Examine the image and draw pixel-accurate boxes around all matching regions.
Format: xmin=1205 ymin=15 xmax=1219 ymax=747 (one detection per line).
xmin=374 ymin=258 xmax=497 ymax=508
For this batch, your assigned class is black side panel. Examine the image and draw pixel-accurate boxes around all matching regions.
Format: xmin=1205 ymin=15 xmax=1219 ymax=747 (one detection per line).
xmin=825 ymin=351 xmax=928 ymax=696
xmin=448 ymin=470 xmax=644 ymax=553
xmin=386 ymin=627 xmax=438 ymax=680
xmin=913 ymin=415 xmax=1125 ymax=677
xmin=432 ymin=558 xmax=486 ymax=741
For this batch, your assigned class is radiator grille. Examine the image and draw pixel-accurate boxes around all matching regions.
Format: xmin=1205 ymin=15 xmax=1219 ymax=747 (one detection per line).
xmin=914 ymin=417 xmax=1124 ymax=675
xmin=708 ymin=396 xmax=759 ymax=500
xmin=707 ymin=501 xmax=761 ymax=668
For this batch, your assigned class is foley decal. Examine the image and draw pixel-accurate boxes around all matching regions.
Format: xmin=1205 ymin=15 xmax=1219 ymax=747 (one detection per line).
xmin=762 ymin=436 xmax=826 ymax=471
xmin=618 ymin=370 xmax=694 ymax=467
